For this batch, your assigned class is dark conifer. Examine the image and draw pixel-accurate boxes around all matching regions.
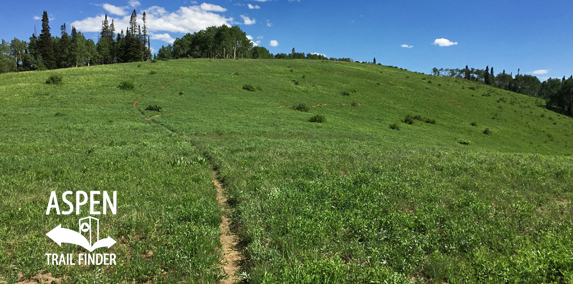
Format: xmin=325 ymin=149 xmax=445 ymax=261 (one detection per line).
xmin=38 ymin=11 xmax=56 ymax=69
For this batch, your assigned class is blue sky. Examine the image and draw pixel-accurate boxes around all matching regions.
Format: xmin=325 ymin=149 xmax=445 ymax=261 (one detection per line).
xmin=1 ymin=0 xmax=571 ymax=80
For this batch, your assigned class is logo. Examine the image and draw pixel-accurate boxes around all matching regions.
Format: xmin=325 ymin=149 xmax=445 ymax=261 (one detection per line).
xmin=45 ymin=190 xmax=118 ymax=266
xmin=46 ymin=216 xmax=116 ymax=252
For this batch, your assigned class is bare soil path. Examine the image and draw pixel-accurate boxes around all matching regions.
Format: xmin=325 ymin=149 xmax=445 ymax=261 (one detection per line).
xmin=212 ymin=175 xmax=242 ymax=284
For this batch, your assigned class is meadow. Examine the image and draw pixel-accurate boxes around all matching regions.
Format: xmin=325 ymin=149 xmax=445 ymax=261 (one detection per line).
xmin=0 ymin=59 xmax=572 ymax=283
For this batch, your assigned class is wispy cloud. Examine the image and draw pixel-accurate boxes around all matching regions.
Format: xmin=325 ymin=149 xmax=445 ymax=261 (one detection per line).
xmin=401 ymin=44 xmax=413 ymax=48
xmin=33 ymin=15 xmax=41 ymax=20
xmin=532 ymin=69 xmax=549 ymax=75
xmin=101 ymin=3 xmax=128 ymax=16
xmin=241 ymin=15 xmax=256 ymax=25
xmin=247 ymin=35 xmax=261 ymax=46
xmin=433 ymin=38 xmax=457 ymax=47
xmin=71 ymin=3 xmax=233 ymax=43
xmin=150 ymin=32 xmax=175 ymax=44
xmin=248 ymin=4 xmax=260 ymax=9
xmin=266 ymin=20 xmax=272 ymax=27
xmin=270 ymin=40 xmax=278 ymax=47
xmin=200 ymin=3 xmax=226 ymax=12
xmin=128 ymin=0 xmax=140 ymax=7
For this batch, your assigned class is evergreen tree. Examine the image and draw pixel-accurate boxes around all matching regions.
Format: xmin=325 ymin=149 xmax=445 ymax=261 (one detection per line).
xmin=373 ymin=57 xmax=376 ymax=64
xmin=484 ymin=66 xmax=490 ymax=85
xmin=38 ymin=11 xmax=56 ymax=69
xmin=58 ymin=24 xmax=71 ymax=68
xmin=465 ymin=65 xmax=470 ymax=80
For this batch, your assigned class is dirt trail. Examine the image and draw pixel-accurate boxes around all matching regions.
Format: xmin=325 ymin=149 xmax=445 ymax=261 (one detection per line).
xmin=212 ymin=176 xmax=242 ymax=284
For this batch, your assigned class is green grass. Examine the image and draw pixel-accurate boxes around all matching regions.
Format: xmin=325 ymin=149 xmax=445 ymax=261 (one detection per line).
xmin=1 ymin=59 xmax=572 ymax=283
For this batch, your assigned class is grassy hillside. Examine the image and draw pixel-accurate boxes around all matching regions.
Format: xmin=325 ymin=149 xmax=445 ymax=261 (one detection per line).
xmin=1 ymin=59 xmax=572 ymax=283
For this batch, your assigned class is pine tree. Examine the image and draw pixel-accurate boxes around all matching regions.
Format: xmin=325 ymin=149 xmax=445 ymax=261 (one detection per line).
xmin=38 ymin=11 xmax=56 ymax=69
xmin=59 ymin=24 xmax=70 ymax=68
xmin=373 ymin=57 xmax=376 ymax=64
xmin=490 ymin=67 xmax=494 ymax=85
xmin=484 ymin=66 xmax=490 ymax=85
xmin=465 ymin=65 xmax=470 ymax=80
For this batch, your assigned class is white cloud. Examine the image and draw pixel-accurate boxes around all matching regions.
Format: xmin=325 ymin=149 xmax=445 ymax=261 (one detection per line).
xmin=257 ymin=36 xmax=263 ymax=39
xmin=401 ymin=44 xmax=413 ymax=48
xmin=150 ymin=33 xmax=175 ymax=44
xmin=241 ymin=15 xmax=256 ymax=25
xmin=102 ymin=4 xmax=128 ymax=16
xmin=311 ymin=52 xmax=327 ymax=57
xmin=248 ymin=4 xmax=260 ymax=9
xmin=129 ymin=0 xmax=140 ymax=7
xmin=532 ymin=69 xmax=549 ymax=75
xmin=72 ymin=4 xmax=233 ymax=35
xmin=247 ymin=35 xmax=260 ymax=46
xmin=253 ymin=0 xmax=270 ymax=1
xmin=270 ymin=40 xmax=278 ymax=47
xmin=266 ymin=20 xmax=272 ymax=27
xmin=433 ymin=38 xmax=457 ymax=47
xmin=200 ymin=3 xmax=227 ymax=12
xmin=33 ymin=15 xmax=41 ymax=20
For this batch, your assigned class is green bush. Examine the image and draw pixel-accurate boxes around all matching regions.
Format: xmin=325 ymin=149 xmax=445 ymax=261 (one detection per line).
xmin=118 ymin=81 xmax=134 ymax=90
xmin=483 ymin=128 xmax=491 ymax=135
xmin=389 ymin=123 xmax=400 ymax=130
xmin=341 ymin=91 xmax=350 ymax=96
xmin=403 ymin=114 xmax=415 ymax=124
xmin=309 ymin=114 xmax=326 ymax=123
xmin=293 ymin=104 xmax=309 ymax=112
xmin=470 ymin=122 xmax=478 ymax=126
xmin=145 ymin=105 xmax=162 ymax=112
xmin=242 ymin=84 xmax=255 ymax=91
xmin=458 ymin=139 xmax=471 ymax=145
xmin=46 ymin=75 xmax=63 ymax=84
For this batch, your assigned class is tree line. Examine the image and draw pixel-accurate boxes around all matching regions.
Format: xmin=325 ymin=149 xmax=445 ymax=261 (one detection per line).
xmin=155 ymin=26 xmax=350 ymax=61
xmin=433 ymin=66 xmax=573 ymax=117
xmin=0 ymin=10 xmax=150 ymax=73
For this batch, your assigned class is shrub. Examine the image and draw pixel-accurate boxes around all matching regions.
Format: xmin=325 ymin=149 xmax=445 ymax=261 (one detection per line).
xmin=179 ymin=91 xmax=184 ymax=95
xmin=145 ymin=105 xmax=162 ymax=112
xmin=468 ymin=86 xmax=476 ymax=90
xmin=234 ymin=71 xmax=240 ymax=76
xmin=292 ymin=80 xmax=299 ymax=85
xmin=309 ymin=114 xmax=326 ymax=123
xmin=403 ymin=114 xmax=415 ymax=124
xmin=341 ymin=91 xmax=350 ymax=96
xmin=149 ymin=70 xmax=157 ymax=75
xmin=118 ymin=81 xmax=134 ymax=90
xmin=483 ymin=128 xmax=491 ymax=135
xmin=293 ymin=103 xmax=309 ymax=112
xmin=438 ymin=83 xmax=441 ymax=86
xmin=256 ymin=86 xmax=263 ymax=91
xmin=137 ymin=64 xmax=141 ymax=67
xmin=422 ymin=77 xmax=426 ymax=80
xmin=242 ymin=84 xmax=255 ymax=91
xmin=46 ymin=75 xmax=63 ymax=84
xmin=151 ymin=59 xmax=157 ymax=63
xmin=470 ymin=122 xmax=478 ymax=126
xmin=302 ymin=75 xmax=306 ymax=79
xmin=428 ymin=80 xmax=432 ymax=83
xmin=290 ymin=69 xmax=293 ymax=72
xmin=389 ymin=123 xmax=400 ymax=130
xmin=458 ymin=139 xmax=471 ymax=145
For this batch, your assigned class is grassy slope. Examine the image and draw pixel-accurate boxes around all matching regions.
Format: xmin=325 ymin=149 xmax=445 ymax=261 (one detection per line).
xmin=1 ymin=59 xmax=572 ymax=283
